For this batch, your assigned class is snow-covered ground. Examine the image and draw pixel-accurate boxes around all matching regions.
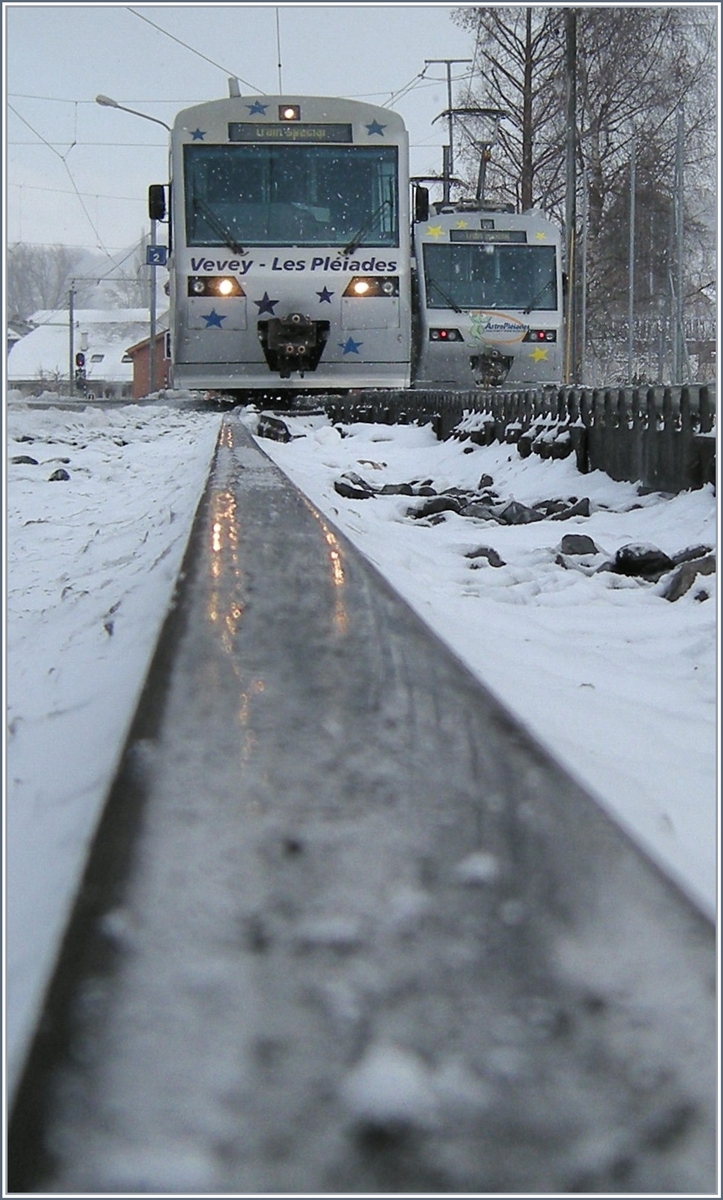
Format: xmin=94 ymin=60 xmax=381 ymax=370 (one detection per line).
xmin=4 ymin=395 xmax=222 ymax=1099
xmin=4 ymin=394 xmax=717 ymax=1105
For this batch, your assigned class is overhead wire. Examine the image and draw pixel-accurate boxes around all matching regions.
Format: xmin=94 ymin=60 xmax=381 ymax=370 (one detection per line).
xmin=125 ymin=8 xmax=264 ymax=93
xmin=7 ymin=102 xmax=110 ymax=254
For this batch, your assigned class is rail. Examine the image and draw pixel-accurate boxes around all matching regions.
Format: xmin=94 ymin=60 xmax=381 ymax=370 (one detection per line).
xmin=325 ymin=383 xmax=716 ymax=494
xmin=9 ymin=419 xmax=716 ymax=1194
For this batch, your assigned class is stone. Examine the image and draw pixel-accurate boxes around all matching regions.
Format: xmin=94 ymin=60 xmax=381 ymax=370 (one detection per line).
xmin=459 ymin=502 xmax=501 ymax=521
xmin=559 ymin=534 xmax=598 ymax=556
xmin=613 ymin=543 xmax=675 ymax=580
xmin=48 ymin=468 xmax=70 ymax=482
xmin=550 ymin=497 xmax=592 ymax=520
xmin=11 ymin=455 xmax=38 ymax=465
xmin=477 ymin=473 xmax=494 ymax=490
xmin=671 ymin=544 xmax=714 ymax=566
xmin=378 ymin=482 xmax=414 ymax=496
xmin=408 ymin=495 xmax=463 ymax=519
xmin=465 ymin=546 xmax=506 ymax=568
xmin=494 ymin=500 xmax=546 ymax=525
xmin=659 ymin=555 xmax=716 ymax=602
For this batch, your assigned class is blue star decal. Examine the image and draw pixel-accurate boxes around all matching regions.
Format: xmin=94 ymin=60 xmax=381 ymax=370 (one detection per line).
xmin=254 ymin=292 xmax=279 ymax=315
xmin=317 ymin=287 xmax=334 ymax=303
xmin=191 ymin=128 xmax=206 ymax=140
xmin=247 ymin=100 xmax=269 ymax=115
xmin=365 ymin=120 xmax=386 ymax=137
xmin=339 ymin=337 xmax=363 ymax=355
xmin=202 ymin=309 xmax=226 ymax=328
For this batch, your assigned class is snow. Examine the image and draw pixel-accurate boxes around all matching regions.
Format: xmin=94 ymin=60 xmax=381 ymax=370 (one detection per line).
xmin=4 ymin=395 xmax=222 ymax=1099
xmin=4 ymin=394 xmax=717 ymax=1107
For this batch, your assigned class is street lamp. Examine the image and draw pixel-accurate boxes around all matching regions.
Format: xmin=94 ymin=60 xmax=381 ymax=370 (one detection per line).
xmin=96 ymin=96 xmax=170 ymax=397
xmin=95 ymin=94 xmax=171 ymax=132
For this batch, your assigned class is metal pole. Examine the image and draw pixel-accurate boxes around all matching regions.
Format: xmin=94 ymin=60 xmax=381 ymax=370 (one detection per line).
xmin=149 ymin=221 xmax=157 ymax=396
xmin=627 ymin=133 xmax=636 ymax=382
xmin=675 ymin=105 xmax=685 ymax=382
xmin=564 ymin=9 xmax=577 ymax=383
xmin=425 ymin=59 xmax=472 ymax=204
xmin=68 ymin=285 xmax=75 ymax=397
xmin=581 ymin=159 xmax=588 ymax=384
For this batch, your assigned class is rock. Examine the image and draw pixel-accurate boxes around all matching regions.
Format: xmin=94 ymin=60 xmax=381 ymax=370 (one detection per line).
xmin=559 ymin=534 xmax=599 ymax=556
xmin=256 ymin=414 xmax=291 ymax=442
xmin=659 ymin=554 xmax=716 ymax=602
xmin=465 ymin=546 xmax=506 ymax=568
xmin=494 ymin=500 xmax=546 ymax=525
xmin=378 ymin=482 xmax=414 ymax=496
xmin=533 ymin=499 xmax=570 ymax=516
xmin=613 ymin=543 xmax=675 ymax=580
xmin=550 ymin=497 xmax=592 ymax=520
xmin=48 ymin=468 xmax=70 ymax=482
xmin=671 ymin=544 xmax=714 ymax=566
xmin=408 ymin=495 xmax=463 ymax=519
xmin=334 ymin=471 xmax=380 ymax=499
xmin=459 ymin=501 xmax=500 ymax=521
xmin=11 ymin=455 xmax=38 ymax=465
xmin=477 ymin=473 xmax=494 ymax=490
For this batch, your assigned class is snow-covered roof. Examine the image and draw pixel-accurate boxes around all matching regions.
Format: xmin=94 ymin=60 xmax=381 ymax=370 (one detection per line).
xmin=29 ymin=307 xmax=150 ymax=327
xmin=7 ymin=314 xmax=153 ymax=384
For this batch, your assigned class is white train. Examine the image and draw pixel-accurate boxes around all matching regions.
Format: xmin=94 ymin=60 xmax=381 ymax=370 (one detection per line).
xmin=151 ymin=91 xmax=411 ymax=397
xmin=150 ymin=87 xmax=563 ymax=399
xmin=411 ymin=197 xmax=564 ymax=389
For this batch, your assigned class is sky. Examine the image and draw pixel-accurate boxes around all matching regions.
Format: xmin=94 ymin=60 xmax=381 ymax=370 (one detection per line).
xmin=4 ymin=2 xmax=479 ymax=253
xmin=5 ymin=392 xmax=717 ymax=1102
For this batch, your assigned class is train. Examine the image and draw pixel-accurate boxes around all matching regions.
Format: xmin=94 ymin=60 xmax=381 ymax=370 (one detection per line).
xmin=149 ymin=87 xmax=564 ymax=400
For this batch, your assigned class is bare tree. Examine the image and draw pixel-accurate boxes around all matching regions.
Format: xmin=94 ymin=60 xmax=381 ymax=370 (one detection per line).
xmin=106 ymin=233 xmax=153 ymax=308
xmin=6 ymin=244 xmax=91 ymax=321
xmin=451 ymin=5 xmax=717 ymax=377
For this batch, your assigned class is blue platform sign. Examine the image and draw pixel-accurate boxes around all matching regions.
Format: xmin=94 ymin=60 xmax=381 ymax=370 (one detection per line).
xmin=146 ymin=245 xmax=168 ymax=266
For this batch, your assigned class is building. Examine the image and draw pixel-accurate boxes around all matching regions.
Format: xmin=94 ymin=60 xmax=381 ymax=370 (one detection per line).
xmin=125 ymin=329 xmax=171 ymax=400
xmin=6 ymin=309 xmax=157 ymax=399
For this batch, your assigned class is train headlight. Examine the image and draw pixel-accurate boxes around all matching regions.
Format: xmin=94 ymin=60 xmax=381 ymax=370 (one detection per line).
xmin=188 ymin=276 xmax=245 ymax=297
xmin=430 ymin=328 xmax=463 ymax=341
xmin=343 ymin=276 xmax=399 ymax=298
xmin=279 ymin=104 xmax=301 ymax=121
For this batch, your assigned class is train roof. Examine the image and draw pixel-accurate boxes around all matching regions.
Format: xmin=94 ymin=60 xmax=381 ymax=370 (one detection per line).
xmin=172 ymin=95 xmax=407 ymax=135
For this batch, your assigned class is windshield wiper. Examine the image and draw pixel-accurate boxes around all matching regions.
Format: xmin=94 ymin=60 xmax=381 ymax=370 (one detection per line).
xmin=192 ymin=197 xmax=247 ymax=257
xmin=429 ymin=278 xmax=463 ymax=314
xmin=341 ymin=197 xmax=393 ymax=257
xmin=523 ymin=277 xmax=554 ymax=314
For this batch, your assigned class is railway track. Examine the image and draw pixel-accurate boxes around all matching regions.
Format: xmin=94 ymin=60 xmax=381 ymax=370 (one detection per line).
xmin=9 ymin=415 xmax=716 ymax=1194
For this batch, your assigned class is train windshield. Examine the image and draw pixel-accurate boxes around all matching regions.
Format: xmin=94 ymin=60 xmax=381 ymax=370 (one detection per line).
xmin=423 ymin=244 xmax=557 ymax=311
xmin=184 ymin=144 xmax=399 ymax=247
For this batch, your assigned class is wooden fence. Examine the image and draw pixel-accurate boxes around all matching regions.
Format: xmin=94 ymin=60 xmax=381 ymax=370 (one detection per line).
xmin=326 ymin=384 xmax=716 ymax=494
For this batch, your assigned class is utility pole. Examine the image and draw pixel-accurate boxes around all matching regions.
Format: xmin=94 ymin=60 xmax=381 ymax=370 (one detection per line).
xmin=627 ymin=131 xmax=636 ymax=382
xmin=563 ymin=10 xmax=577 ymax=383
xmin=674 ymin=104 xmax=685 ymax=382
xmin=68 ymin=284 xmax=75 ymax=397
xmin=425 ymin=58 xmax=472 ymax=203
xmin=149 ymin=222 xmax=157 ymax=397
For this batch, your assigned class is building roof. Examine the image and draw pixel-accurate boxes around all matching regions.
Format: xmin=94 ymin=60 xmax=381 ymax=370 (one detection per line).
xmin=7 ymin=309 xmax=167 ymax=384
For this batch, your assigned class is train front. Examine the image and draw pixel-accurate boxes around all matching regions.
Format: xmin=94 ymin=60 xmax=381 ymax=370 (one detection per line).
xmin=168 ymin=95 xmax=411 ymax=398
xmin=413 ymin=206 xmax=564 ymax=389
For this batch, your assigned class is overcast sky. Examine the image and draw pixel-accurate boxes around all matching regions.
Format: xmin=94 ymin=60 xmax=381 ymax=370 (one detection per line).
xmin=5 ymin=2 xmax=479 ymax=254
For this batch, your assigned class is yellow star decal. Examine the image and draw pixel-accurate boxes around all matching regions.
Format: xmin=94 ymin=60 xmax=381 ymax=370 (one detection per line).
xmin=455 ymin=219 xmax=468 ymax=228
xmin=529 ymin=346 xmax=549 ymax=361
xmin=534 ymin=231 xmax=548 ymax=241
xmin=426 ymin=225 xmax=444 ymax=238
